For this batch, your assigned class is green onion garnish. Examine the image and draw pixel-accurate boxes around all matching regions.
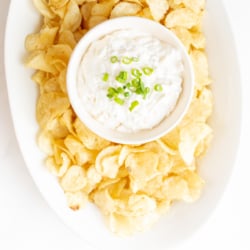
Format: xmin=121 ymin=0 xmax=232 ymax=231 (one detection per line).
xmin=117 ymin=87 xmax=124 ymax=94
xmin=142 ymin=67 xmax=154 ymax=76
xmin=102 ymin=73 xmax=109 ymax=82
xmin=122 ymin=56 xmax=132 ymax=64
xmin=110 ymin=56 xmax=119 ymax=63
xmin=114 ymin=97 xmax=124 ymax=105
xmin=131 ymin=68 xmax=142 ymax=78
xmin=124 ymin=92 xmax=130 ymax=97
xmin=154 ymin=84 xmax=163 ymax=92
xmin=116 ymin=71 xmax=128 ymax=83
xmin=129 ymin=100 xmax=139 ymax=112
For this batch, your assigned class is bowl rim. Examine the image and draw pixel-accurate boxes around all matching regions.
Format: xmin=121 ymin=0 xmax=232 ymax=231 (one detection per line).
xmin=66 ymin=16 xmax=195 ymax=144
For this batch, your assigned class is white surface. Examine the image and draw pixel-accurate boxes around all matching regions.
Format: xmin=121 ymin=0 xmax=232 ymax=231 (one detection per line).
xmin=0 ymin=1 xmax=249 ymax=250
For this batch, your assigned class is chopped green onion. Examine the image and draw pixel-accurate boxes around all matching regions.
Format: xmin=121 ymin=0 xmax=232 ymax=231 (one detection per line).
xmin=131 ymin=68 xmax=142 ymax=78
xmin=142 ymin=67 xmax=154 ymax=76
xmin=122 ymin=56 xmax=132 ymax=64
xmin=110 ymin=56 xmax=119 ymax=63
xmin=107 ymin=93 xmax=113 ymax=99
xmin=154 ymin=84 xmax=163 ymax=92
xmin=116 ymin=71 xmax=128 ymax=83
xmin=114 ymin=96 xmax=124 ymax=105
xmin=126 ymin=82 xmax=131 ymax=88
xmin=124 ymin=92 xmax=130 ymax=97
xmin=117 ymin=87 xmax=124 ymax=94
xmin=129 ymin=100 xmax=139 ymax=112
xmin=145 ymin=87 xmax=150 ymax=94
xmin=102 ymin=73 xmax=109 ymax=82
xmin=132 ymin=78 xmax=140 ymax=88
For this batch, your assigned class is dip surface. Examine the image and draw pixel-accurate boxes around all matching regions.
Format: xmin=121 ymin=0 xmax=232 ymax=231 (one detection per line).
xmin=77 ymin=29 xmax=184 ymax=132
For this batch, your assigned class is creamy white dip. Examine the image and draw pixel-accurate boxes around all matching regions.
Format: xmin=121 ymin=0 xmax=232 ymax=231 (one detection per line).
xmin=77 ymin=30 xmax=184 ymax=132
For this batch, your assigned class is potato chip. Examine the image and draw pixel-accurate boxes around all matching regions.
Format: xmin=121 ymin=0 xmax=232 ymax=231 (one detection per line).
xmin=48 ymin=0 xmax=69 ymax=9
xmin=65 ymin=190 xmax=88 ymax=210
xmin=86 ymin=15 xmax=107 ymax=29
xmin=175 ymin=0 xmax=205 ymax=13
xmin=61 ymin=0 xmax=82 ymax=32
xmin=25 ymin=27 xmax=58 ymax=52
xmin=91 ymin=0 xmax=115 ymax=17
xmin=190 ymin=49 xmax=211 ymax=88
xmin=60 ymin=165 xmax=87 ymax=192
xmin=164 ymin=8 xmax=200 ymax=29
xmin=81 ymin=1 xmax=96 ymax=21
xmin=36 ymin=92 xmax=70 ymax=129
xmin=64 ymin=135 xmax=96 ymax=165
xmin=25 ymin=51 xmax=57 ymax=74
xmin=58 ymin=30 xmax=77 ymax=49
xmin=74 ymin=118 xmax=111 ymax=150
xmin=137 ymin=7 xmax=154 ymax=19
xmin=179 ymin=122 xmax=212 ymax=165
xmin=146 ymin=0 xmax=169 ymax=21
xmin=95 ymin=145 xmax=122 ymax=178
xmin=37 ymin=130 xmax=54 ymax=155
xmin=46 ymin=152 xmax=71 ymax=177
xmin=110 ymin=2 xmax=142 ymax=18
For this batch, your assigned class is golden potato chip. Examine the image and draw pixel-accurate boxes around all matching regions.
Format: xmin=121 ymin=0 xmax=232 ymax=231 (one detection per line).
xmin=170 ymin=27 xmax=192 ymax=50
xmin=46 ymin=152 xmax=71 ymax=177
xmin=25 ymin=51 xmax=57 ymax=74
xmin=48 ymin=0 xmax=69 ymax=9
xmin=95 ymin=145 xmax=122 ymax=178
xmin=93 ymin=189 xmax=117 ymax=212
xmin=60 ymin=165 xmax=87 ymax=192
xmin=58 ymin=30 xmax=77 ymax=49
xmin=65 ymin=190 xmax=88 ymax=210
xmin=73 ymin=28 xmax=88 ymax=42
xmin=46 ymin=118 xmax=69 ymax=139
xmin=36 ymin=92 xmax=70 ymax=129
xmin=190 ymin=49 xmax=211 ymax=88
xmin=181 ymin=87 xmax=213 ymax=125
xmin=61 ymin=0 xmax=82 ymax=32
xmin=146 ymin=0 xmax=169 ymax=21
xmin=25 ymin=26 xmax=58 ymax=52
xmin=37 ymin=130 xmax=54 ymax=155
xmin=81 ymin=2 xmax=96 ymax=21
xmin=74 ymin=118 xmax=111 ymax=150
xmin=64 ymin=135 xmax=96 ymax=165
xmin=86 ymin=15 xmax=107 ymax=29
xmin=110 ymin=2 xmax=142 ymax=18
xmin=46 ymin=44 xmax=72 ymax=66
xmin=91 ymin=0 xmax=115 ymax=17
xmin=164 ymin=8 xmax=200 ymax=29
xmin=137 ymin=7 xmax=154 ymax=19
xmin=179 ymin=122 xmax=212 ymax=165
xmin=190 ymin=31 xmax=206 ymax=49
xmin=181 ymin=170 xmax=204 ymax=201
xmin=175 ymin=0 xmax=205 ymax=13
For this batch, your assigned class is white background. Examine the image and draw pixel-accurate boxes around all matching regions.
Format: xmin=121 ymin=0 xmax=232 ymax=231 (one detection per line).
xmin=1 ymin=0 xmax=249 ymax=249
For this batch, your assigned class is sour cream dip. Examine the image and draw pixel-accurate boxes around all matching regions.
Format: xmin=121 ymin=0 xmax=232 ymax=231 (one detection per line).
xmin=77 ymin=29 xmax=184 ymax=132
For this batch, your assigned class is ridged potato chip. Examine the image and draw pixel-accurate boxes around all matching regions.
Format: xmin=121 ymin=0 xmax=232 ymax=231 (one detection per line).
xmin=164 ymin=8 xmax=200 ymax=29
xmin=146 ymin=0 xmax=169 ymax=21
xmin=60 ymin=165 xmax=87 ymax=192
xmin=110 ymin=2 xmax=142 ymax=18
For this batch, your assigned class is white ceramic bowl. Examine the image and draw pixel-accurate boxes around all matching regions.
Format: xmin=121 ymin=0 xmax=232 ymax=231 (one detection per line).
xmin=67 ymin=17 xmax=195 ymax=144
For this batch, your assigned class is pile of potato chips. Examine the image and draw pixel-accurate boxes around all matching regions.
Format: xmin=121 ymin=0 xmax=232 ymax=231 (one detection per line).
xmin=25 ymin=0 xmax=212 ymax=235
